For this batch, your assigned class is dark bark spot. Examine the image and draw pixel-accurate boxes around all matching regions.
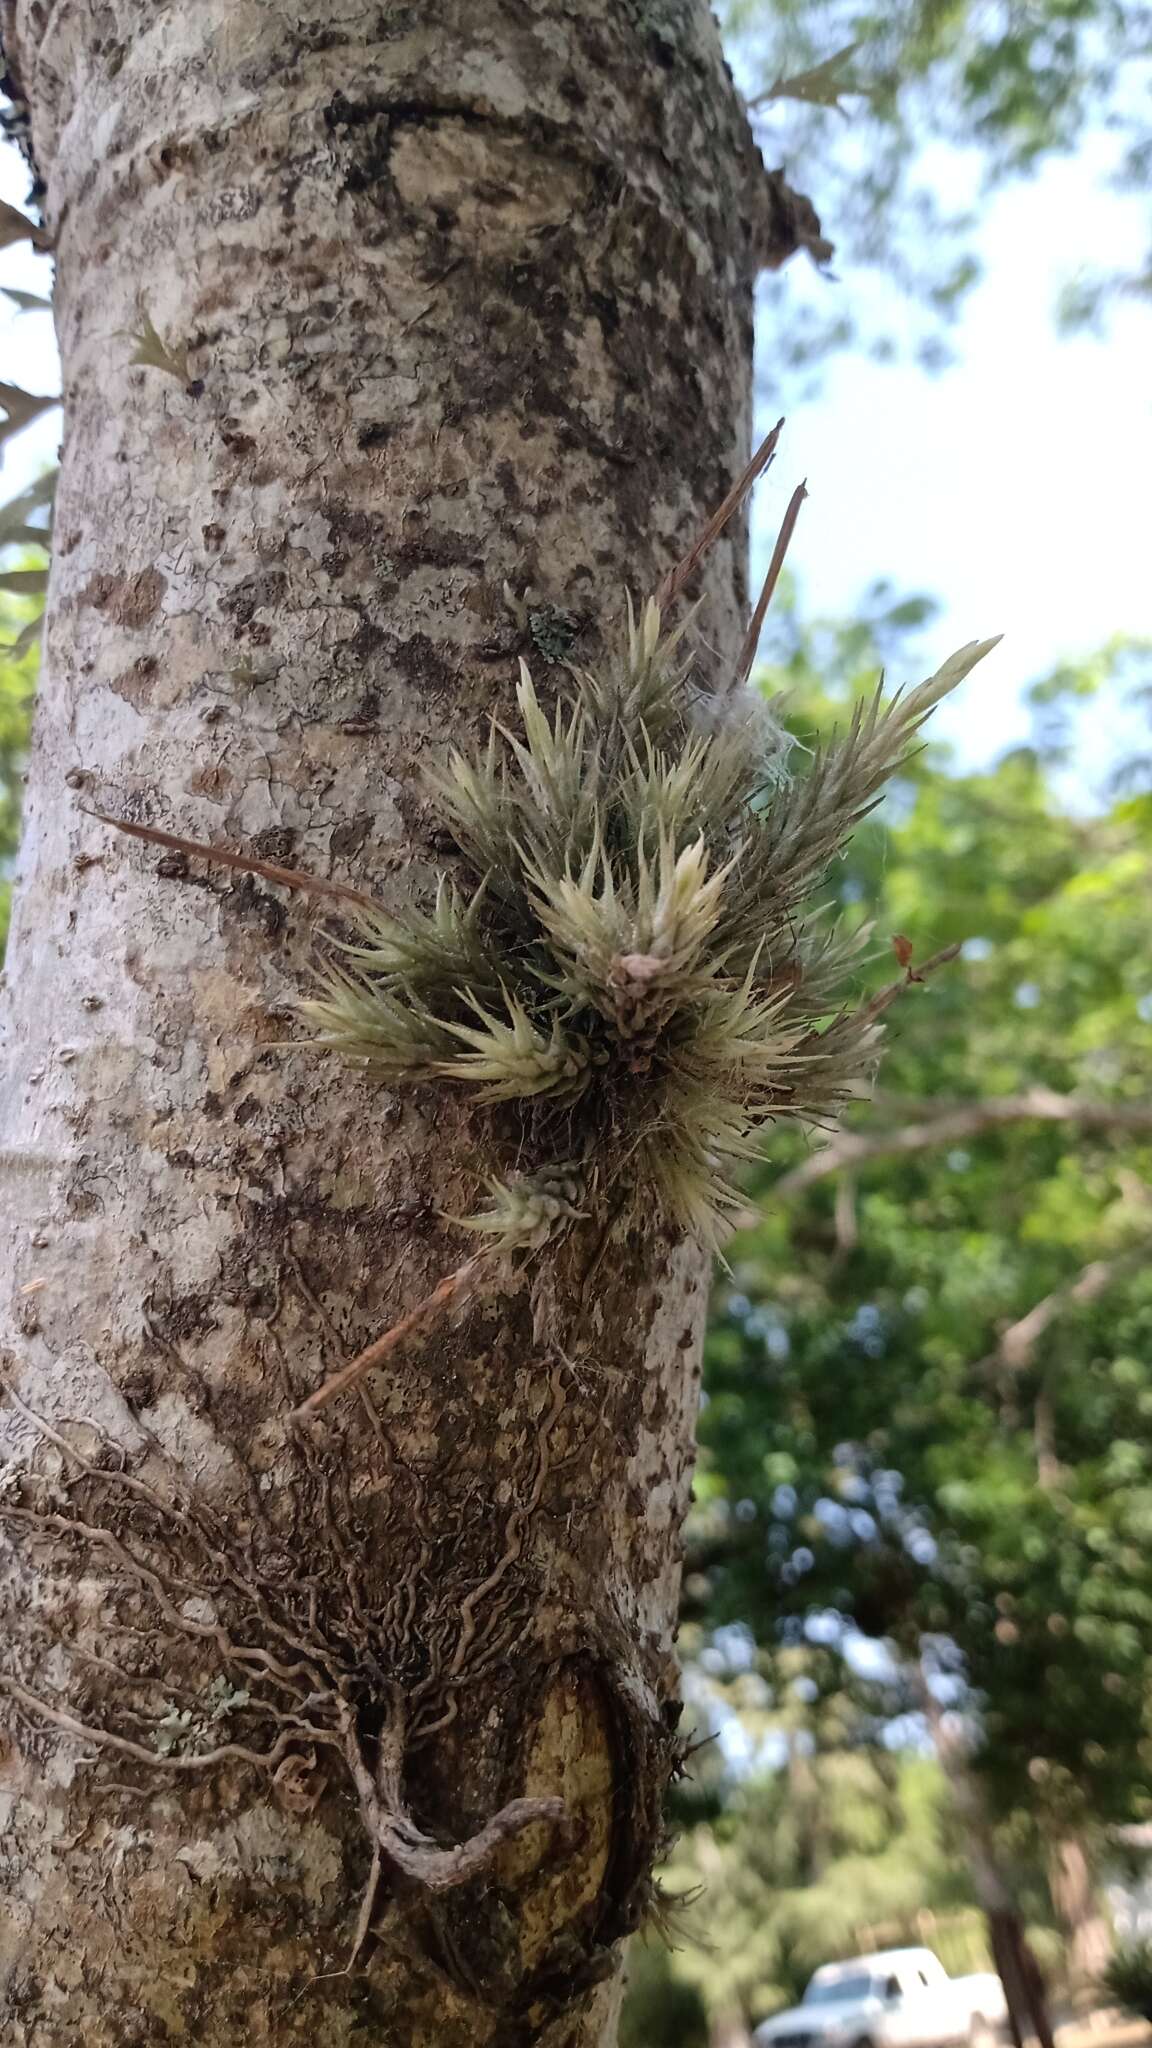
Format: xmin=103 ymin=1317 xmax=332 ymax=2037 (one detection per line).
xmin=108 ymin=653 xmax=160 ymax=707
xmin=387 ymin=630 xmax=459 ymax=698
xmin=78 ymin=568 xmax=166 ymax=630
xmin=391 ymin=529 xmax=482 ymax=573
xmin=330 ymin=815 xmax=371 ymax=859
xmin=346 ymin=620 xmax=387 ymax=660
xmin=119 ymin=1365 xmax=157 ymax=1408
xmin=152 ymin=1291 xmax=218 ymax=1342
xmin=221 ymin=569 xmax=287 ymax=627
xmin=221 ymin=878 xmax=287 ymax=941
xmin=589 ymin=288 xmax=620 ymax=339
xmin=250 ymin=826 xmax=297 ymax=864
xmin=320 ymin=501 xmax=377 ymax=544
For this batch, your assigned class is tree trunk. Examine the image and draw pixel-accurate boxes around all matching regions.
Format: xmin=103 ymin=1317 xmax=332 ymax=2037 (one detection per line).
xmin=918 ymin=1672 xmax=1055 ymax=2048
xmin=710 ymin=2012 xmax=754 ymax=2048
xmin=1048 ymin=1836 xmax=1112 ymax=1998
xmin=0 ymin=3 xmax=815 ymax=2041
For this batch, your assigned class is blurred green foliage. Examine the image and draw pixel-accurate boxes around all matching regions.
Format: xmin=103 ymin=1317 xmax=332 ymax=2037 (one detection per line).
xmin=723 ymin=0 xmax=1152 ymax=368
xmin=624 ymin=593 xmax=1152 ymax=2041
xmin=688 ymin=586 xmax=1152 ymax=1847
xmin=0 ymin=579 xmax=39 ymax=954
xmin=620 ymin=1941 xmax=709 ymax=2048
xmin=1102 ymin=1936 xmax=1152 ymax=2021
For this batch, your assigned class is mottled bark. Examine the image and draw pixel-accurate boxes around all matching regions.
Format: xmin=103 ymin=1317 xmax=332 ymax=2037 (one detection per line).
xmin=0 ymin=3 xmax=816 ymax=2042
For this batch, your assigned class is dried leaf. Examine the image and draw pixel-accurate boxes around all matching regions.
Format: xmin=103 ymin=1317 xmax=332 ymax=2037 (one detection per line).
xmin=752 ymin=42 xmax=865 ymax=114
xmin=0 ymin=199 xmax=50 ymax=252
xmin=0 ymin=568 xmax=48 ymax=595
xmin=892 ymin=933 xmax=915 ymax=969
xmin=0 ymin=615 xmax=45 ymax=660
xmin=129 ymin=312 xmax=190 ymax=385
xmin=0 ymin=382 xmax=59 ymax=444
xmin=94 ymin=812 xmax=379 ymax=909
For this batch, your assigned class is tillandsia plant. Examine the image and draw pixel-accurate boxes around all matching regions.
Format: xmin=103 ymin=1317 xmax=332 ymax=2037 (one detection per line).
xmin=301 ymin=595 xmax=995 ymax=1259
xmin=101 ymin=430 xmax=998 ymax=1414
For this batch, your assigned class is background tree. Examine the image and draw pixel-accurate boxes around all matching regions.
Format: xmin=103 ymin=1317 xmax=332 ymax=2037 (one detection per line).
xmin=681 ymin=589 xmax=1152 ymax=2028
xmin=724 ymin=0 xmax=1152 ymax=369
xmin=622 ymin=1638 xmax=1024 ymax=2047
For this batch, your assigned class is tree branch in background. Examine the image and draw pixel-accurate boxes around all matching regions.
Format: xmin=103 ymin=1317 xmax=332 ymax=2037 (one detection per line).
xmin=980 ymin=1243 xmax=1152 ymax=1379
xmin=857 ymin=939 xmax=961 ymax=1024
xmin=775 ymin=1089 xmax=1152 ymax=1196
xmin=976 ymin=1242 xmax=1151 ymax=1489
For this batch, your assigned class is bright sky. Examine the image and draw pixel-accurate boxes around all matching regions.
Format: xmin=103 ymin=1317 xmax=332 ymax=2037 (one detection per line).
xmin=2 ymin=130 xmax=1149 ymax=783
xmin=748 ymin=134 xmax=1152 ymax=775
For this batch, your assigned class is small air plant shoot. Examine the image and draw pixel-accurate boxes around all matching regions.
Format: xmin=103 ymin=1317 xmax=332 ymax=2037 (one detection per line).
xmin=103 ymin=429 xmax=998 ymax=1415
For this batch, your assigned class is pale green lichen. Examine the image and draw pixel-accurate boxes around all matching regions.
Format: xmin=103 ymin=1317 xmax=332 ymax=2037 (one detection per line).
xmin=152 ymin=1676 xmax=252 ymax=1756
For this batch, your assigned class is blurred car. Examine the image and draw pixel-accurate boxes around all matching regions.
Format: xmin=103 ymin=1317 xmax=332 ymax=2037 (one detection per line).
xmin=754 ymin=1946 xmax=1007 ymax=2048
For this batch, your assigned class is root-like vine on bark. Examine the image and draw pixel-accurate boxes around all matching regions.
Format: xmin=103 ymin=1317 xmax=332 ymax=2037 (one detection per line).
xmin=0 ymin=1359 xmax=600 ymax=1959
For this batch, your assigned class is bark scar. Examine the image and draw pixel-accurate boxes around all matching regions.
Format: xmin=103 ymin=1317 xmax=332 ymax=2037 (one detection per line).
xmin=343 ymin=1708 xmax=570 ymax=1894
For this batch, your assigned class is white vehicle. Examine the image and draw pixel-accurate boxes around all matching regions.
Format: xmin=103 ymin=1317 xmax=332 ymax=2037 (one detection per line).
xmin=754 ymin=1947 xmax=1007 ymax=2048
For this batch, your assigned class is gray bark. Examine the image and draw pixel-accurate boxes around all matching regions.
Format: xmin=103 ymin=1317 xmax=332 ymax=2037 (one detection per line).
xmin=0 ymin=3 xmax=816 ymax=2041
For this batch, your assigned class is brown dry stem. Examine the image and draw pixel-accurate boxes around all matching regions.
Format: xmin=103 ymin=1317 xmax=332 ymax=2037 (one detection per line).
xmin=656 ymin=417 xmax=784 ymax=611
xmin=90 ymin=810 xmax=379 ymax=910
xmin=291 ymin=1254 xmax=487 ymax=1421
xmin=733 ymin=477 xmax=808 ymax=687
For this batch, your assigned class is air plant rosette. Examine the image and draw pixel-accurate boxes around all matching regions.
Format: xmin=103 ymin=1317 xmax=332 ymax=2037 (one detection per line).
xmin=100 ymin=428 xmax=998 ymax=1415
xmin=302 ymin=596 xmax=993 ymax=1260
